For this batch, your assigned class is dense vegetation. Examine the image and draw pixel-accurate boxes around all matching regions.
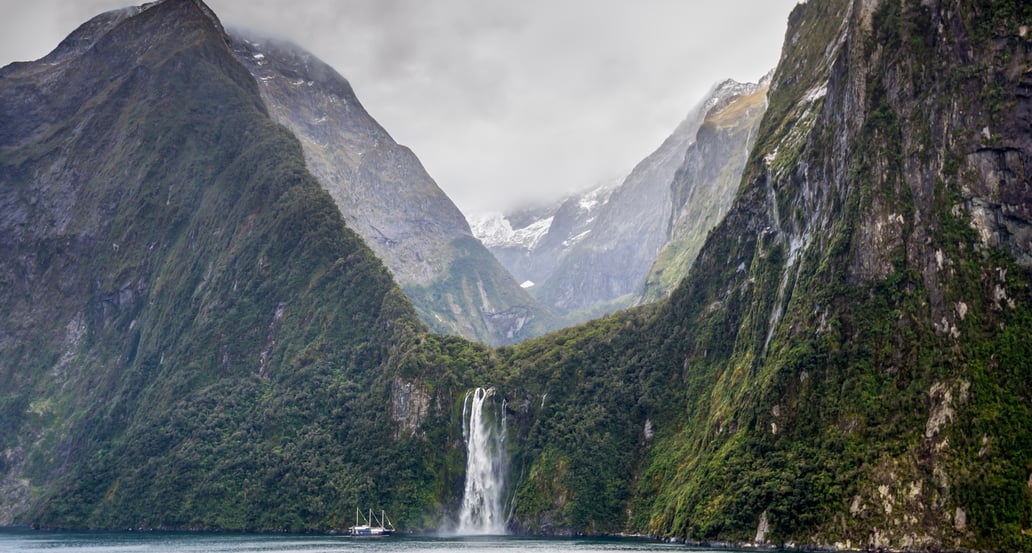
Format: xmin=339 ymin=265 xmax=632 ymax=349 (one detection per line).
xmin=1 ymin=0 xmax=1030 ymax=550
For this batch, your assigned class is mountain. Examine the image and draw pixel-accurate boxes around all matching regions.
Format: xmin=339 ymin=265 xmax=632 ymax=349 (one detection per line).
xmin=225 ymin=31 xmax=554 ymax=346
xmin=0 ymin=0 xmax=471 ymax=530
xmin=498 ymin=0 xmax=1032 ymax=548
xmin=3 ymin=0 xmax=1031 ymax=550
xmin=472 ymin=78 xmax=768 ymax=323
xmin=640 ymin=78 xmax=769 ymax=302
xmin=470 ymin=177 xmax=620 ymax=292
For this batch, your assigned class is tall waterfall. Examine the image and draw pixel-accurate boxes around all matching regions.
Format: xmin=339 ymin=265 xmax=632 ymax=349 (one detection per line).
xmin=456 ymin=387 xmax=507 ymax=534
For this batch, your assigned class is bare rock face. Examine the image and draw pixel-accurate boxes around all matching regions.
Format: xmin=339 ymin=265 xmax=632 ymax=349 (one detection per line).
xmin=228 ymin=33 xmax=463 ymax=286
xmin=391 ymin=378 xmax=430 ymax=439
xmin=228 ymin=33 xmax=555 ymax=345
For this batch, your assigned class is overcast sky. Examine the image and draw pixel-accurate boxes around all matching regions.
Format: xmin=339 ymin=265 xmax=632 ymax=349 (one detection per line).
xmin=1 ymin=0 xmax=799 ymax=216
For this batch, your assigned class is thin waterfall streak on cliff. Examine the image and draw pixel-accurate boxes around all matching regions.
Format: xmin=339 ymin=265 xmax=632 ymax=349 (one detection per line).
xmin=457 ymin=387 xmax=507 ymax=535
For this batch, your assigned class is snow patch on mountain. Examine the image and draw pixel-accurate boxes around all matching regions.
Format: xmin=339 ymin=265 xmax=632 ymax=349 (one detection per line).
xmin=470 ymin=177 xmax=620 ymax=254
xmin=578 ymin=181 xmax=618 ymax=212
xmin=471 ymin=214 xmax=554 ymax=250
xmin=705 ymin=79 xmax=760 ymax=112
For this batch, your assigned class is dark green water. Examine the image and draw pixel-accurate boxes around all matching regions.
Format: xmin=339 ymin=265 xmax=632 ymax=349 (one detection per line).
xmin=0 ymin=529 xmax=718 ymax=553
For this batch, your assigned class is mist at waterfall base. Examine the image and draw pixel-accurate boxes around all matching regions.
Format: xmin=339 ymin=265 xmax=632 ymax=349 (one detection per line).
xmin=453 ymin=387 xmax=509 ymax=535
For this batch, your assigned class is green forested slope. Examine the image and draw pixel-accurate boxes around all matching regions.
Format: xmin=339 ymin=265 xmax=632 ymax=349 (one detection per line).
xmin=0 ymin=0 xmax=461 ymax=531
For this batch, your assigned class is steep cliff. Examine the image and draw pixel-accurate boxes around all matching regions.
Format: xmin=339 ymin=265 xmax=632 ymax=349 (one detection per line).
xmin=502 ymin=0 xmax=1032 ymax=549
xmin=226 ymin=32 xmax=555 ymax=346
xmin=531 ymin=85 xmax=723 ymax=316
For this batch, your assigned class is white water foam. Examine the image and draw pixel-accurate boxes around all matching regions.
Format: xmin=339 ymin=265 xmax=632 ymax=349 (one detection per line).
xmin=456 ymin=387 xmax=507 ymax=535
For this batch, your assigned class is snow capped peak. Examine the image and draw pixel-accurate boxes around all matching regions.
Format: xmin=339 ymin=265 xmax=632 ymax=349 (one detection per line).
xmin=470 ymin=213 xmax=553 ymax=251
xmin=470 ymin=176 xmax=620 ymax=253
xmin=469 ymin=213 xmax=514 ymax=247
xmin=705 ymin=79 xmax=762 ymax=112
xmin=576 ymin=176 xmax=621 ymax=212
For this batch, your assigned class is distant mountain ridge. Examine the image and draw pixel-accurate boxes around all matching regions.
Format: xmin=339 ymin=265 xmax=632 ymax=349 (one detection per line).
xmin=469 ymin=176 xmax=620 ymax=290
xmin=641 ymin=75 xmax=769 ymax=302
xmin=471 ymin=77 xmax=769 ymax=323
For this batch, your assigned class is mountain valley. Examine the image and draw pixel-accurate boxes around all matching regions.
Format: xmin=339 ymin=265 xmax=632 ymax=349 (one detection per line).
xmin=472 ymin=77 xmax=769 ymax=324
xmin=0 ymin=0 xmax=1030 ymax=550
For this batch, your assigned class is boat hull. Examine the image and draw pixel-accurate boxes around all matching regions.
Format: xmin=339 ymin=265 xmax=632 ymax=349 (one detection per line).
xmin=350 ymin=526 xmax=392 ymax=538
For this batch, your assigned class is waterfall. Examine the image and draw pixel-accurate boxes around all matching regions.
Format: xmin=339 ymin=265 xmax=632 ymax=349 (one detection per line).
xmin=456 ymin=387 xmax=507 ymax=534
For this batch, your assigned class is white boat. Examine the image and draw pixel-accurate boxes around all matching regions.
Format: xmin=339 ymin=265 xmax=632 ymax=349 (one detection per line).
xmin=349 ymin=508 xmax=395 ymax=537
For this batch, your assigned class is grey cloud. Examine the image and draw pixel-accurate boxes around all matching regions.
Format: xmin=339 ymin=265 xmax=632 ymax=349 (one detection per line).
xmin=1 ymin=0 xmax=800 ymax=215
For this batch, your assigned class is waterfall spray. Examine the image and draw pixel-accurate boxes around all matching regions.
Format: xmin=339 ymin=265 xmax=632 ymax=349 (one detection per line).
xmin=457 ymin=387 xmax=507 ymax=534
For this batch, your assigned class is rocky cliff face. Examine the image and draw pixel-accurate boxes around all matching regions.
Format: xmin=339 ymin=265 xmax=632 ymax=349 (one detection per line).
xmin=530 ymin=91 xmax=710 ymax=316
xmin=227 ymin=32 xmax=554 ymax=345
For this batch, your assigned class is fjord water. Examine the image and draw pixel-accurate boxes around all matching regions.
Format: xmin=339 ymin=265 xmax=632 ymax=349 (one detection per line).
xmin=0 ymin=530 xmax=697 ymax=553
